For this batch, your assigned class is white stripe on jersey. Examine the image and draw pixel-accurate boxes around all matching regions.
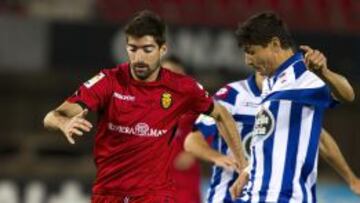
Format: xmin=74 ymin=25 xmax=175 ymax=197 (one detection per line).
xmin=289 ymin=107 xmax=314 ymax=203
xmin=265 ymin=100 xmax=292 ymax=202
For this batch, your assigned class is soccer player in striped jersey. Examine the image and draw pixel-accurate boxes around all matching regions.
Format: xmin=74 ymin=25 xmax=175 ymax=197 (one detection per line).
xmin=228 ymin=12 xmax=355 ymax=203
xmin=185 ymin=71 xmax=360 ymax=203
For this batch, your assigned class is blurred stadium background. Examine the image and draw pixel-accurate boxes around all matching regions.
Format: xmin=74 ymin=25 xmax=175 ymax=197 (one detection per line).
xmin=0 ymin=0 xmax=359 ymax=202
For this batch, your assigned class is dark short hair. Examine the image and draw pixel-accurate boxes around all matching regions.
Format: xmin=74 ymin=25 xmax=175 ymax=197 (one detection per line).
xmin=125 ymin=10 xmax=166 ymax=46
xmin=235 ymin=12 xmax=295 ymax=50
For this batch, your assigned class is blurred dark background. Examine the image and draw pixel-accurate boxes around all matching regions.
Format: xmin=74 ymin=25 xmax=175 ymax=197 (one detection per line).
xmin=0 ymin=0 xmax=359 ymax=202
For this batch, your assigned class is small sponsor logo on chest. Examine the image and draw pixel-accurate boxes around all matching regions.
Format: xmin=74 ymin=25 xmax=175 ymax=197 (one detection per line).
xmin=240 ymin=101 xmax=259 ymax=108
xmin=113 ymin=92 xmax=135 ymax=101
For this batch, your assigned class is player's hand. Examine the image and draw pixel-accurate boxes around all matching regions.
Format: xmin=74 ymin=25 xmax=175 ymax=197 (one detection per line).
xmin=213 ymin=155 xmax=237 ymax=171
xmin=349 ymin=177 xmax=360 ymax=196
xmin=300 ymin=45 xmax=329 ymax=75
xmin=60 ymin=109 xmax=92 ymax=144
xmin=230 ymin=169 xmax=249 ymax=200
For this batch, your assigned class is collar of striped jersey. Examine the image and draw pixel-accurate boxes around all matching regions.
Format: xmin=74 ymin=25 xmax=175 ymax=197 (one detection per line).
xmin=271 ymin=52 xmax=304 ymax=84
xmin=247 ymin=74 xmax=261 ymax=97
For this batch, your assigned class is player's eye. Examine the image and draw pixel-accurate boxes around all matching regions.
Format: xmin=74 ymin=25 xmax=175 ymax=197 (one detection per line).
xmin=143 ymin=47 xmax=154 ymax=53
xmin=127 ymin=46 xmax=137 ymax=52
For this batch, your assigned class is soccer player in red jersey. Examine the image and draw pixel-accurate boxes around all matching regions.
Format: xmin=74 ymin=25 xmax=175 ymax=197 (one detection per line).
xmin=43 ymin=10 xmax=246 ymax=203
xmin=162 ymin=55 xmax=202 ymax=203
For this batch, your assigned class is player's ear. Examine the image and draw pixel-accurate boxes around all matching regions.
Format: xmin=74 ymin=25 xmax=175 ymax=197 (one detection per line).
xmin=269 ymin=37 xmax=281 ymax=52
xmin=160 ymin=44 xmax=167 ymax=57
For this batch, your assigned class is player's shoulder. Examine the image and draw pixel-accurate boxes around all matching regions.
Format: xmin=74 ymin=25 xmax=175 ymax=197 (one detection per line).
xmin=100 ymin=62 xmax=131 ymax=84
xmin=214 ymin=79 xmax=246 ymax=101
xmin=162 ymin=68 xmax=203 ymax=92
xmin=294 ymin=68 xmax=326 ymax=89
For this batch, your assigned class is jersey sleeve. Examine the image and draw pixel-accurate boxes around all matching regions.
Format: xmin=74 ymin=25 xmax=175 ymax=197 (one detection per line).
xmin=67 ymin=70 xmax=112 ymax=112
xmin=194 ymin=114 xmax=218 ymax=139
xmin=262 ymin=71 xmax=338 ymax=109
xmin=188 ymin=81 xmax=214 ymax=114
xmin=213 ymin=85 xmax=238 ymax=114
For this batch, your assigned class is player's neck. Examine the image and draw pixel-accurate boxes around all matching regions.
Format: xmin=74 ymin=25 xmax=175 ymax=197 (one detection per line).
xmin=255 ymin=74 xmax=264 ymax=91
xmin=269 ymin=49 xmax=294 ymax=77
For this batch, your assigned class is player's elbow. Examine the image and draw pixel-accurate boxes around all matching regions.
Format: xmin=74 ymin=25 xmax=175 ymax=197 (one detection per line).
xmin=341 ymin=82 xmax=355 ymax=103
xmin=184 ymin=132 xmax=196 ymax=153
xmin=43 ymin=111 xmax=55 ymax=129
xmin=43 ymin=112 xmax=50 ymax=129
xmin=346 ymin=90 xmax=355 ymax=102
xmin=183 ymin=134 xmax=193 ymax=153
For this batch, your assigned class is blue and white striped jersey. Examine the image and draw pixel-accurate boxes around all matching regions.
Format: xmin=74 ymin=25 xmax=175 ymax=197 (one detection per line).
xmin=195 ymin=75 xmax=262 ymax=203
xmin=239 ymin=52 xmax=336 ymax=203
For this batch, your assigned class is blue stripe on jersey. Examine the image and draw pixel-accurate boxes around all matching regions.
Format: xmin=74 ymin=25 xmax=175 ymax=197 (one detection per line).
xmin=300 ymin=108 xmax=323 ymax=203
xmin=247 ymin=74 xmax=261 ymax=97
xmin=311 ymin=183 xmax=317 ymax=203
xmin=272 ymin=52 xmax=303 ymax=83
xmin=233 ymin=114 xmax=255 ymax=125
xmin=224 ymin=171 xmax=239 ymax=202
xmin=207 ymin=166 xmax=224 ymax=203
xmin=207 ymin=135 xmax=222 ymax=203
xmin=258 ymin=101 xmax=279 ymax=202
xmin=278 ymin=103 xmax=303 ymax=202
xmin=195 ymin=123 xmax=218 ymax=139
xmin=293 ymin=61 xmax=307 ymax=79
xmin=208 ymin=134 xmax=230 ymax=203
xmin=262 ymin=86 xmax=334 ymax=108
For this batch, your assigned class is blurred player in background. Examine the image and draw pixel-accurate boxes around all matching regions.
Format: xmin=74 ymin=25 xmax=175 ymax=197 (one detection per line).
xmin=229 ymin=12 xmax=355 ymax=202
xmin=185 ymin=70 xmax=360 ymax=203
xmin=162 ymin=55 xmax=201 ymax=203
xmin=43 ymin=10 xmax=246 ymax=203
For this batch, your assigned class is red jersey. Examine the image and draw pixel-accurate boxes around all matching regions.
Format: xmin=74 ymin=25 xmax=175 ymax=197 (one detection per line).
xmin=170 ymin=112 xmax=201 ymax=203
xmin=67 ymin=63 xmax=213 ymax=197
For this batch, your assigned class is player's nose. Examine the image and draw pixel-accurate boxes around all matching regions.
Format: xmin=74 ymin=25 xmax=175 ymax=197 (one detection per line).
xmin=134 ymin=50 xmax=145 ymax=62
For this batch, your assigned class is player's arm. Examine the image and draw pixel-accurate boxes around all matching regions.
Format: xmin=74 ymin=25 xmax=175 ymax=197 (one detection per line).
xmin=43 ymin=101 xmax=93 ymax=144
xmin=208 ymin=102 xmax=247 ymax=169
xmin=184 ymin=130 xmax=238 ymax=171
xmin=319 ymin=128 xmax=360 ymax=195
xmin=173 ymin=151 xmax=197 ymax=171
xmin=300 ymin=45 xmax=355 ymax=103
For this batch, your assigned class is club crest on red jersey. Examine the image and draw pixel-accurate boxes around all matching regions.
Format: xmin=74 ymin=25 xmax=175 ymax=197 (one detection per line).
xmin=161 ymin=92 xmax=172 ymax=109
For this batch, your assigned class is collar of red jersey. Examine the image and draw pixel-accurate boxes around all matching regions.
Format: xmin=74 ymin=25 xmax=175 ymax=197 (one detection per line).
xmin=126 ymin=64 xmax=166 ymax=86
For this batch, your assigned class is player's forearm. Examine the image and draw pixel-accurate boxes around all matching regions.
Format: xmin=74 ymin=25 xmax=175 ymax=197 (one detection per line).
xmin=184 ymin=132 xmax=225 ymax=164
xmin=320 ymin=129 xmax=357 ymax=184
xmin=319 ymin=68 xmax=355 ymax=102
xmin=215 ymin=108 xmax=246 ymax=167
xmin=43 ymin=110 xmax=70 ymax=132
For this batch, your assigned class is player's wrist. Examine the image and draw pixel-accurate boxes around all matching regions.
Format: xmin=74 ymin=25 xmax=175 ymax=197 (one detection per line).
xmin=317 ymin=66 xmax=331 ymax=79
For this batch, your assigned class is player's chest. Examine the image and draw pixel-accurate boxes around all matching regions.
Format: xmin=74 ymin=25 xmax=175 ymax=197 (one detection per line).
xmin=107 ymin=86 xmax=187 ymax=123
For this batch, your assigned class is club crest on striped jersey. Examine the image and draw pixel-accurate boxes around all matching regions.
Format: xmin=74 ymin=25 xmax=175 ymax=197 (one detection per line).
xmin=161 ymin=92 xmax=172 ymax=109
xmin=253 ymin=106 xmax=275 ymax=139
xmin=243 ymin=131 xmax=254 ymax=160
xmin=84 ymin=72 xmax=105 ymax=88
